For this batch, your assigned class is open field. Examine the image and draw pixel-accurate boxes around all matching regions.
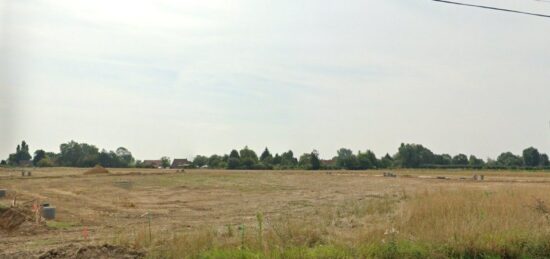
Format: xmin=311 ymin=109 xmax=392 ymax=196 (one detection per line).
xmin=2 ymin=168 xmax=550 ymax=258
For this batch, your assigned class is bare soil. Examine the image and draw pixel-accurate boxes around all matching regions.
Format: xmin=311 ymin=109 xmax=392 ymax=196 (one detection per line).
xmin=38 ymin=244 xmax=144 ymax=259
xmin=1 ymin=167 xmax=549 ymax=256
xmin=83 ymin=165 xmax=109 ymax=175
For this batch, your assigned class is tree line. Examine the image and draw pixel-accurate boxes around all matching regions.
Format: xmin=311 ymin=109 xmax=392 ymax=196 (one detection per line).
xmin=2 ymin=140 xmax=136 ymax=168
xmin=190 ymin=143 xmax=550 ymax=170
xmin=2 ymin=140 xmax=549 ymax=170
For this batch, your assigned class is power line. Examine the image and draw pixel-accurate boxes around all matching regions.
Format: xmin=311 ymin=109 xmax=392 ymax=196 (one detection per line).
xmin=433 ymin=0 xmax=550 ymax=18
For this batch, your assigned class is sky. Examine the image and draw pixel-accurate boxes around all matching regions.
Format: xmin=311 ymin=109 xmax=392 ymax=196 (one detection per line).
xmin=1 ymin=0 xmax=550 ymax=161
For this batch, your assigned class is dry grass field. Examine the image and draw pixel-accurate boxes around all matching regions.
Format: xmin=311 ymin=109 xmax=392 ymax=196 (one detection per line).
xmin=2 ymin=168 xmax=550 ymax=258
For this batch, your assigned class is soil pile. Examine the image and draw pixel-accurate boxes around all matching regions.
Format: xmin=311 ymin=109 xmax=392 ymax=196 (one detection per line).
xmin=39 ymin=244 xmax=145 ymax=259
xmin=0 ymin=207 xmax=28 ymax=231
xmin=0 ymin=205 xmax=48 ymax=235
xmin=83 ymin=165 xmax=109 ymax=175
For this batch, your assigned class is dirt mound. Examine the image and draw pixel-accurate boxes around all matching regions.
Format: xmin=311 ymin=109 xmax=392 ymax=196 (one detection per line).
xmin=84 ymin=165 xmax=109 ymax=175
xmin=39 ymin=244 xmax=145 ymax=259
xmin=0 ymin=207 xmax=29 ymax=232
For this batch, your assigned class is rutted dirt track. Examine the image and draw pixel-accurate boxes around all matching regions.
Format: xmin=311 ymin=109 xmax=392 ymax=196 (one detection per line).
xmin=1 ymin=167 xmax=550 ymax=257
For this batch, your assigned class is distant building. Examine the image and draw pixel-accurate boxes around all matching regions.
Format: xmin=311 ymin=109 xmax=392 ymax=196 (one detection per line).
xmin=19 ymin=160 xmax=33 ymax=167
xmin=320 ymin=159 xmax=336 ymax=167
xmin=171 ymin=159 xmax=191 ymax=169
xmin=142 ymin=160 xmax=162 ymax=168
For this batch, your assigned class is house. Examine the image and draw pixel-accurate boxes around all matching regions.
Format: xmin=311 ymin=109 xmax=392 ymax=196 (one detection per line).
xmin=171 ymin=159 xmax=191 ymax=169
xmin=320 ymin=159 xmax=336 ymax=167
xmin=142 ymin=160 xmax=162 ymax=168
xmin=19 ymin=160 xmax=33 ymax=167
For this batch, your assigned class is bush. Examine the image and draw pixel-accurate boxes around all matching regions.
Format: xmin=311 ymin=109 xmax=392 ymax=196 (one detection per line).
xmin=37 ymin=158 xmax=54 ymax=167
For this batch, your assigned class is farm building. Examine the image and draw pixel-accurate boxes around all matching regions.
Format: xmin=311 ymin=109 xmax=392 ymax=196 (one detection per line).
xmin=142 ymin=160 xmax=162 ymax=168
xmin=19 ymin=160 xmax=33 ymax=167
xmin=320 ymin=159 xmax=336 ymax=167
xmin=171 ymin=159 xmax=191 ymax=169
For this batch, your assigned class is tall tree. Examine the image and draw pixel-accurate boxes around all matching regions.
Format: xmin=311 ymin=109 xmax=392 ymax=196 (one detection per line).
xmin=229 ymin=149 xmax=240 ymax=159
xmin=523 ymin=147 xmax=541 ymax=167
xmin=272 ymin=153 xmax=282 ymax=165
xmin=208 ymin=155 xmax=223 ymax=168
xmin=310 ymin=150 xmax=321 ymax=170
xmin=116 ymin=147 xmax=135 ymax=167
xmin=227 ymin=149 xmax=241 ymax=169
xmin=357 ymin=150 xmax=377 ymax=169
xmin=280 ymin=150 xmax=298 ymax=167
xmin=468 ymin=155 xmax=485 ymax=167
xmin=434 ymin=154 xmax=452 ymax=165
xmin=335 ymin=148 xmax=357 ymax=170
xmin=452 ymin=154 xmax=468 ymax=166
xmin=298 ymin=153 xmax=312 ymax=169
xmin=193 ymin=155 xmax=209 ymax=168
xmin=540 ymin=153 xmax=550 ymax=167
xmin=8 ymin=140 xmax=32 ymax=165
xmin=33 ymin=150 xmax=47 ymax=166
xmin=239 ymin=146 xmax=259 ymax=169
xmin=379 ymin=154 xmax=393 ymax=168
xmin=160 ymin=156 xmax=171 ymax=168
xmin=260 ymin=148 xmax=273 ymax=165
xmin=98 ymin=149 xmax=116 ymax=167
xmin=59 ymin=141 xmax=99 ymax=167
xmin=393 ymin=143 xmax=435 ymax=168
xmin=497 ymin=152 xmax=523 ymax=167
xmin=21 ymin=141 xmax=29 ymax=153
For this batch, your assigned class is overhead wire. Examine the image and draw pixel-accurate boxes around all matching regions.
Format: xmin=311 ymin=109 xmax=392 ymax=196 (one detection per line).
xmin=433 ymin=0 xmax=550 ymax=18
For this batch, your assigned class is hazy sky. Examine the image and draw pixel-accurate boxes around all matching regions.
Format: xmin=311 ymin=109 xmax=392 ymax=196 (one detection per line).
xmin=1 ymin=0 xmax=550 ymax=161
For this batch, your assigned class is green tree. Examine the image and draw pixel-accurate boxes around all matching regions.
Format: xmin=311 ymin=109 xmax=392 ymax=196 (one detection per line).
xmin=485 ymin=158 xmax=498 ymax=167
xmin=94 ymin=148 xmax=134 ymax=168
xmin=37 ymin=157 xmax=54 ymax=167
xmin=298 ymin=150 xmax=321 ymax=170
xmin=239 ymin=146 xmax=258 ymax=169
xmin=45 ymin=152 xmax=59 ymax=166
xmin=58 ymin=141 xmax=99 ymax=167
xmin=280 ymin=150 xmax=298 ymax=168
xmin=229 ymin=150 xmax=240 ymax=159
xmin=335 ymin=148 xmax=358 ymax=170
xmin=357 ymin=150 xmax=377 ymax=169
xmin=98 ymin=149 xmax=117 ymax=167
xmin=260 ymin=148 xmax=273 ymax=165
xmin=434 ymin=154 xmax=452 ymax=165
xmin=393 ymin=143 xmax=435 ymax=168
xmin=298 ymin=153 xmax=312 ymax=169
xmin=452 ymin=154 xmax=468 ymax=166
xmin=497 ymin=152 xmax=523 ymax=167
xmin=310 ymin=150 xmax=321 ymax=170
xmin=227 ymin=149 xmax=241 ymax=169
xmin=161 ymin=156 xmax=171 ymax=168
xmin=208 ymin=155 xmax=223 ymax=168
xmin=33 ymin=149 xmax=46 ymax=166
xmin=468 ymin=155 xmax=485 ymax=167
xmin=193 ymin=155 xmax=209 ymax=168
xmin=523 ymin=147 xmax=541 ymax=167
xmin=8 ymin=140 xmax=32 ymax=165
xmin=272 ymin=153 xmax=282 ymax=165
xmin=135 ymin=160 xmax=144 ymax=168
xmin=227 ymin=158 xmax=240 ymax=169
xmin=540 ymin=154 xmax=550 ymax=167
xmin=379 ymin=154 xmax=393 ymax=168
xmin=116 ymin=147 xmax=135 ymax=167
